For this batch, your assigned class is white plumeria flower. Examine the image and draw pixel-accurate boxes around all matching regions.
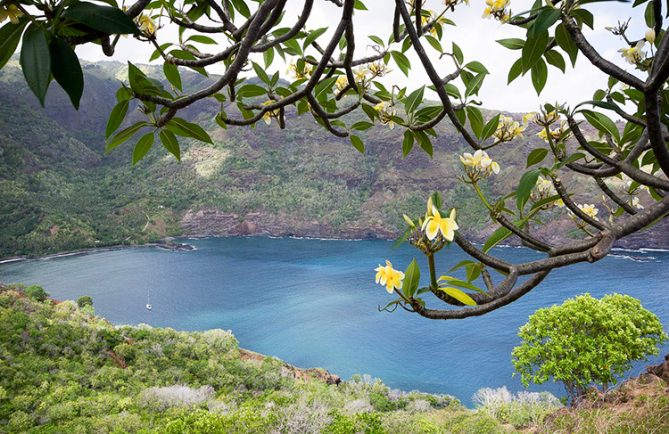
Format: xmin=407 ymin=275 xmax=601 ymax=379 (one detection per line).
xmin=646 ymin=28 xmax=656 ymax=44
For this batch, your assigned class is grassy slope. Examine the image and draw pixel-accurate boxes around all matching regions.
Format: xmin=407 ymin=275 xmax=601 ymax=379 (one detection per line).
xmin=0 ymin=284 xmax=510 ymax=434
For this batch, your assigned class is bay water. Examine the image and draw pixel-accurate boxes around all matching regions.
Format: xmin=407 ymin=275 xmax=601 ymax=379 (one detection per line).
xmin=1 ymin=237 xmax=667 ymax=406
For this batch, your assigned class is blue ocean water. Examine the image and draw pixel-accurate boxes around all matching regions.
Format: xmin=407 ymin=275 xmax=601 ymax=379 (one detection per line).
xmin=1 ymin=237 xmax=667 ymax=406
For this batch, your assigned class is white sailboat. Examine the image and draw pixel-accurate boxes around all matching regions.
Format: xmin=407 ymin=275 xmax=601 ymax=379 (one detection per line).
xmin=145 ymin=287 xmax=152 ymax=311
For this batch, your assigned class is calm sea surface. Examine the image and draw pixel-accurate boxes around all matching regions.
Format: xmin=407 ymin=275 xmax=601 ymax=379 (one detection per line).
xmin=1 ymin=237 xmax=668 ymax=405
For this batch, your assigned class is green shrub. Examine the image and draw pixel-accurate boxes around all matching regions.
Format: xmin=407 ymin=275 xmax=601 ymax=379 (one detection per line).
xmin=512 ymin=293 xmax=667 ymax=402
xmin=76 ymin=295 xmax=93 ymax=308
xmin=25 ymin=284 xmax=49 ymax=301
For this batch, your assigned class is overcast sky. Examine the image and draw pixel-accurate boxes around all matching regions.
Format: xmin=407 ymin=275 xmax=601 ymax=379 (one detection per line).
xmin=76 ymin=0 xmax=647 ymax=113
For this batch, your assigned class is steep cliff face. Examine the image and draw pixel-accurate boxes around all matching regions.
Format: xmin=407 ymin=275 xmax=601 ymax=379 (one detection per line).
xmin=1 ymin=59 xmax=667 ymax=256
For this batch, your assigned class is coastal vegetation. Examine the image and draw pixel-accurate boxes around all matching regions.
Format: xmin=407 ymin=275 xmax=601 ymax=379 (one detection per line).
xmin=1 ymin=283 xmax=667 ymax=433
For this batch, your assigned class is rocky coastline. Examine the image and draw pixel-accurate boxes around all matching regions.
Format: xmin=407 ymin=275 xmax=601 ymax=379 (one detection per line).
xmin=180 ymin=207 xmax=669 ymax=250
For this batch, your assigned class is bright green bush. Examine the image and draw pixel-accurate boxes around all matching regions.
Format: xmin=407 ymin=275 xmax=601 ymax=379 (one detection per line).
xmin=512 ymin=293 xmax=667 ymax=402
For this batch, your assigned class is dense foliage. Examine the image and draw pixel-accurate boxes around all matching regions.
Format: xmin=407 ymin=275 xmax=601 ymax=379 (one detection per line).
xmin=512 ymin=293 xmax=667 ymax=402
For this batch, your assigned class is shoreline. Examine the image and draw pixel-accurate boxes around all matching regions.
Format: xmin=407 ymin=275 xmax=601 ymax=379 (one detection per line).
xmin=0 ymin=240 xmax=196 ymax=265
xmin=2 ymin=233 xmax=669 ymax=265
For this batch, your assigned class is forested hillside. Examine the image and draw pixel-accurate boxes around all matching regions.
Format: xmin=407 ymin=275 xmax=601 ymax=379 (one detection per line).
xmin=1 ymin=59 xmax=666 ymax=258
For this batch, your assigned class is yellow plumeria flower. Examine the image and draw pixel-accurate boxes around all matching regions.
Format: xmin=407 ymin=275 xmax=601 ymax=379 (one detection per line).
xmin=646 ymin=28 xmax=656 ymax=44
xmin=460 ymin=149 xmax=500 ymax=180
xmin=494 ymin=115 xmax=525 ymax=142
xmin=535 ymin=176 xmax=553 ymax=195
xmin=483 ymin=0 xmax=510 ymax=21
xmin=375 ymin=260 xmax=405 ymax=293
xmin=554 ymin=198 xmax=565 ymax=208
xmin=576 ymin=203 xmax=599 ymax=221
xmin=335 ymin=75 xmax=349 ymax=91
xmin=374 ymin=101 xmax=397 ymax=129
xmin=631 ymin=196 xmax=644 ymax=210
xmin=522 ymin=112 xmax=537 ymax=124
xmin=421 ymin=207 xmax=458 ymax=241
xmin=261 ymin=100 xmax=280 ymax=125
xmin=0 ymin=4 xmax=23 ymax=24
xmin=368 ymin=62 xmax=389 ymax=77
xmin=135 ymin=14 xmax=156 ymax=36
xmin=619 ymin=41 xmax=646 ymax=64
xmin=287 ymin=62 xmax=313 ymax=80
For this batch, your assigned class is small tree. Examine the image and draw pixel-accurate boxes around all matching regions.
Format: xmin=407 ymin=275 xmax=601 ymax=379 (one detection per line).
xmin=512 ymin=293 xmax=667 ymax=403
xmin=76 ymin=295 xmax=93 ymax=308
xmin=24 ymin=285 xmax=48 ymax=302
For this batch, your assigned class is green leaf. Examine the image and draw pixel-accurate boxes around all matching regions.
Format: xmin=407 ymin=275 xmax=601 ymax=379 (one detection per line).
xmin=402 ymin=259 xmax=420 ymax=298
xmin=452 ymin=42 xmax=464 ymax=64
xmin=105 ymin=99 xmax=129 ymax=139
xmin=188 ymin=35 xmax=217 ymax=44
xmin=467 ymin=107 xmax=484 ymax=139
xmin=483 ymin=226 xmax=513 ymax=253
xmin=531 ymin=58 xmax=548 ymax=95
xmin=263 ymin=47 xmax=274 ymax=68
xmin=415 ymin=131 xmax=433 ymax=157
xmin=497 ymin=38 xmax=525 ymax=50
xmin=350 ymin=135 xmax=365 ymax=153
xmin=163 ymin=62 xmax=182 ymax=91
xmin=49 ymin=36 xmax=84 ymax=109
xmin=526 ymin=148 xmax=549 ymax=167
xmin=508 ymin=58 xmax=523 ymax=84
xmin=64 ymin=1 xmax=138 ymax=34
xmin=438 ymin=276 xmax=484 ymax=293
xmin=132 ymin=133 xmax=155 ymax=165
xmin=303 ymin=27 xmax=328 ymax=49
xmin=516 ymin=169 xmax=540 ymax=210
xmin=544 ymin=49 xmax=566 ymax=72
xmin=555 ymin=23 xmax=578 ymax=66
xmin=159 ymin=129 xmax=180 ymax=161
xmin=530 ymin=8 xmax=561 ymax=36
xmin=237 ymin=84 xmax=267 ymax=98
xmin=106 ymin=121 xmax=148 ymax=153
xmin=582 ymin=110 xmax=620 ymax=142
xmin=252 ymin=62 xmax=270 ymax=84
xmin=404 ymin=86 xmax=424 ymax=114
xmin=402 ymin=130 xmax=414 ymax=157
xmin=522 ymin=30 xmax=549 ymax=73
xmin=391 ymin=51 xmax=411 ymax=76
xmin=425 ymin=35 xmax=442 ymax=52
xmin=464 ymin=61 xmax=489 ymax=74
xmin=167 ymin=117 xmax=213 ymax=144
xmin=351 ymin=121 xmax=374 ymax=131
xmin=440 ymin=286 xmax=476 ymax=305
xmin=481 ymin=114 xmax=500 ymax=141
xmin=0 ymin=20 xmax=27 ymax=70
xmin=465 ymin=72 xmax=486 ymax=97
xmin=20 ymin=23 xmax=51 ymax=106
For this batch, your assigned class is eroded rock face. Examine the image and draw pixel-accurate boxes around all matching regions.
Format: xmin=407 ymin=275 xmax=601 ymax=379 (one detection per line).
xmin=239 ymin=349 xmax=341 ymax=385
xmin=180 ymin=208 xmax=395 ymax=240
xmin=180 ymin=206 xmax=669 ymax=249
xmin=646 ymin=354 xmax=669 ymax=382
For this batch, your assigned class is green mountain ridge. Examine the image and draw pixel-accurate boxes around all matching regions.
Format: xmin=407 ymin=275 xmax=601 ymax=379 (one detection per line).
xmin=1 ymin=59 xmax=667 ymax=258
